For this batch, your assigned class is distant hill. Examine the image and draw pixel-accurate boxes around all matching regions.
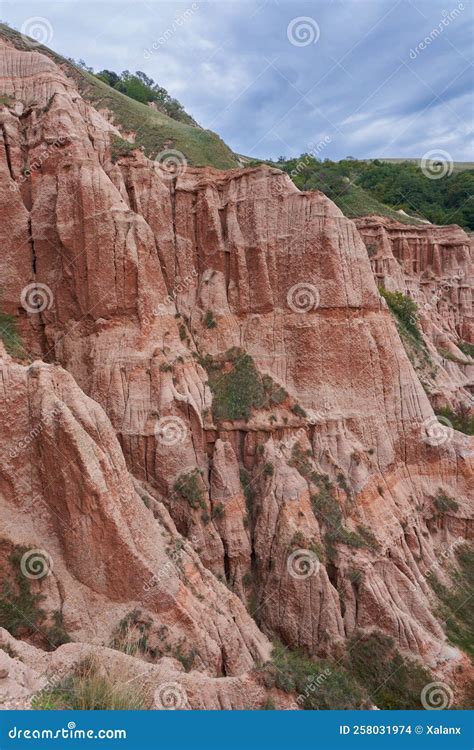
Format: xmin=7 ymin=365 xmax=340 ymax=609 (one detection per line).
xmin=257 ymin=156 xmax=474 ymax=229
xmin=0 ymin=22 xmax=239 ymax=169
xmin=372 ymin=157 xmax=474 ymax=174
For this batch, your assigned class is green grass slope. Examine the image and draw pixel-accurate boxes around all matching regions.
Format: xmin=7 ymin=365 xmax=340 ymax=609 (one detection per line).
xmin=0 ymin=23 xmax=238 ymax=169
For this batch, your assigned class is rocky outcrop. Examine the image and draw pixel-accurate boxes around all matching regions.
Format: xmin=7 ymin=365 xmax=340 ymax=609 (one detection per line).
xmin=355 ymin=216 xmax=473 ymax=411
xmin=0 ymin=36 xmax=473 ymax=707
xmin=0 ymin=344 xmax=269 ymax=675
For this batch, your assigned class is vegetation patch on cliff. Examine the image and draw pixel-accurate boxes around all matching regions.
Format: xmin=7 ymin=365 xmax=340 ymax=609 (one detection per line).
xmin=173 ymin=469 xmax=207 ymax=510
xmin=32 ymin=656 xmax=147 ymax=710
xmin=435 ymin=405 xmax=474 ymax=436
xmin=458 ymin=341 xmax=474 ymax=359
xmin=109 ymin=609 xmax=155 ymax=658
xmin=261 ymin=641 xmax=364 ymax=710
xmin=201 ymin=348 xmax=265 ymax=421
xmin=429 ymin=543 xmax=474 ymax=657
xmin=0 ymin=547 xmax=70 ymax=649
xmin=349 ymin=631 xmax=434 ymax=709
xmin=0 ymin=309 xmax=24 ymax=357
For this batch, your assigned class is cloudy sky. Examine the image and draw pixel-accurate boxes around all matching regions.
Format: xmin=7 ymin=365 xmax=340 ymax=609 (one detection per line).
xmin=1 ymin=0 xmax=473 ymax=160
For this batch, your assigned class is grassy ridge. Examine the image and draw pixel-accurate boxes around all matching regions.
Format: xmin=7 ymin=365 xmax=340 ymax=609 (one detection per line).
xmin=0 ymin=23 xmax=238 ymax=169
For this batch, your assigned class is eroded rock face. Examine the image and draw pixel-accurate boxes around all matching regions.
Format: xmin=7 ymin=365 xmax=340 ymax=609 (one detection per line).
xmin=0 ymin=37 xmax=473 ymax=704
xmin=355 ymin=216 xmax=473 ymax=411
xmin=0 ymin=344 xmax=270 ymax=677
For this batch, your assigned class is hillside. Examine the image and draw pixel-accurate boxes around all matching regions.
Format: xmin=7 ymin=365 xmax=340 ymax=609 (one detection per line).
xmin=0 ymin=22 xmax=238 ymax=169
xmin=375 ymin=157 xmax=474 ymax=173
xmin=253 ymin=155 xmax=474 ymax=229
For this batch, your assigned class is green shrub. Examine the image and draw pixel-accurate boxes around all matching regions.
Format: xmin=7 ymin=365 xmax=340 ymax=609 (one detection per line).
xmin=263 ymin=642 xmax=364 ymax=709
xmin=355 ymin=525 xmax=381 ymax=552
xmin=0 ymin=310 xmax=24 ymax=357
xmin=203 ymin=310 xmax=217 ymax=329
xmin=379 ymin=288 xmax=421 ymax=342
xmin=262 ymin=375 xmax=287 ymax=406
xmin=348 ymin=568 xmax=364 ymax=584
xmin=291 ymin=404 xmax=307 ymax=418
xmin=173 ymin=644 xmax=196 ymax=672
xmin=349 ymin=631 xmax=434 ymax=709
xmin=458 ymin=341 xmax=474 ymax=359
xmin=311 ymin=493 xmax=378 ymax=556
xmin=434 ymin=490 xmax=459 ymax=514
xmin=173 ymin=469 xmax=206 ymax=510
xmin=204 ymin=349 xmax=265 ymax=421
xmin=263 ymin=462 xmax=274 ymax=478
xmin=110 ymin=134 xmax=136 ymax=163
xmin=212 ymin=503 xmax=225 ymax=519
xmin=429 ymin=544 xmax=474 ymax=656
xmin=0 ymin=548 xmax=47 ymax=638
xmin=109 ymin=609 xmax=154 ymax=658
xmin=0 ymin=549 xmax=70 ymax=650
xmin=436 ymin=406 xmax=474 ymax=436
xmin=288 ymin=443 xmax=319 ymax=483
xmin=47 ymin=611 xmax=71 ymax=648
xmin=32 ymin=656 xmax=147 ymax=710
